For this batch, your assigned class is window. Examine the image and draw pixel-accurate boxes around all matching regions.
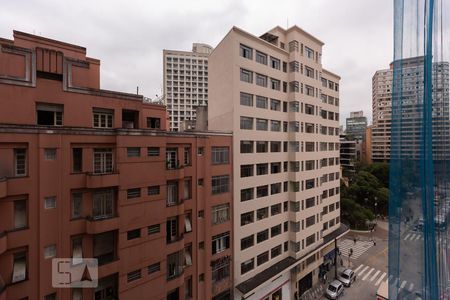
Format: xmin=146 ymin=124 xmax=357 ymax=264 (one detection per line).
xmin=166 ymin=148 xmax=178 ymax=169
xmin=271 ymin=203 xmax=281 ymax=215
xmin=184 ymin=147 xmax=191 ymax=166
xmin=127 ymin=269 xmax=141 ymax=283
xmin=305 ymin=104 xmax=314 ymax=115
xmin=212 ymin=147 xmax=229 ymax=164
xmin=305 ymin=142 xmax=315 ymax=152
xmin=147 ymin=147 xmax=160 ymax=156
xmin=256 ymin=141 xmax=268 ymax=153
xmin=212 ymin=232 xmax=230 ymax=254
xmin=148 ymin=262 xmax=160 ymax=274
xmin=256 ymin=51 xmax=267 ymax=65
xmin=240 ymin=92 xmax=253 ymax=106
xmin=270 ymin=141 xmax=281 ymax=152
xmin=241 ymin=258 xmax=254 ymax=274
xmin=212 ymin=257 xmax=230 ymax=283
xmin=148 ymin=185 xmax=160 ymax=195
xmin=240 ymin=116 xmax=253 ymax=130
xmin=256 ymin=230 xmax=269 ymax=244
xmin=240 ymin=141 xmax=253 ymax=153
xmin=13 ymin=199 xmax=27 ymax=229
xmin=148 ymin=224 xmax=160 ymax=235
xmin=212 ymin=203 xmax=230 ymax=225
xmin=306 ymin=216 xmax=316 ymax=228
xmin=305 ymin=66 xmax=314 ymax=78
xmin=127 ymin=229 xmax=141 ymax=240
xmin=270 ymin=78 xmax=280 ymax=90
xmin=271 ymin=120 xmax=281 ymax=132
xmin=271 ymin=245 xmax=282 ymax=258
xmin=270 ymin=57 xmax=280 ymax=70
xmin=44 ymin=196 xmax=56 ymax=209
xmin=197 ymin=147 xmax=205 ymax=156
xmin=212 ymin=175 xmax=229 ymax=194
xmin=241 ymin=235 xmax=254 ymax=250
xmin=44 ymin=244 xmax=56 ymax=259
xmin=270 ymin=162 xmax=281 ymax=174
xmin=257 ymin=207 xmax=268 ymax=220
xmin=92 ymin=189 xmax=114 ymax=219
xmin=306 ymin=197 xmax=315 ymax=209
xmin=240 ymin=44 xmax=253 ymax=59
xmin=256 ymin=96 xmax=268 ymax=109
xmin=184 ymin=213 xmax=192 ymax=233
xmin=256 ymin=118 xmax=268 ymax=131
xmin=71 ymin=192 xmax=82 ymax=219
xmin=240 ymin=68 xmax=253 ymax=83
xmin=270 ymin=99 xmax=281 ymax=111
xmin=241 ymin=188 xmax=254 ymax=202
xmin=257 ymin=185 xmax=269 ymax=198
xmin=72 ymin=148 xmax=82 ymax=172
xmin=14 ymin=148 xmax=27 ymax=176
xmin=127 ymin=147 xmax=140 ymax=157
xmin=305 ymin=85 xmax=314 ymax=96
xmin=289 ymin=81 xmax=299 ymax=93
xmin=147 ymin=117 xmax=161 ymax=129
xmin=44 ymin=148 xmax=56 ymax=160
xmin=271 ymin=224 xmax=281 ymax=237
xmin=290 ymin=61 xmax=300 ymax=72
xmin=183 ymin=179 xmax=192 ymax=200
xmin=93 ymin=148 xmax=113 ymax=174
xmin=306 ymin=233 xmax=315 ymax=246
xmin=12 ymin=251 xmax=26 ymax=283
xmin=166 ymin=217 xmax=179 ymax=243
xmin=127 ymin=188 xmax=141 ymax=199
xmin=241 ymin=211 xmax=254 ymax=226
xmin=256 ymin=73 xmax=268 ymax=87
xmin=257 ymin=251 xmax=269 ymax=266
xmin=167 ymin=182 xmax=178 ymax=206
xmin=167 ymin=250 xmax=184 ymax=279
xmin=305 ymin=46 xmax=314 ymax=59
xmin=37 ymin=103 xmax=63 ymax=126
xmin=92 ymin=108 xmax=113 ymax=128
xmin=271 ymin=183 xmax=281 ymax=195
xmin=93 ymin=231 xmax=116 ymax=265
xmin=305 ymin=179 xmax=315 ymax=189
xmin=282 ymin=61 xmax=287 ymax=72
xmin=256 ymin=163 xmax=268 ymax=175
xmin=240 ymin=164 xmax=254 ymax=177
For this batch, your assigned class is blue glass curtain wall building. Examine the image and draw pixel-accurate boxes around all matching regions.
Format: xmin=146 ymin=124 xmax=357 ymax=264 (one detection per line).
xmin=389 ymin=0 xmax=450 ymax=299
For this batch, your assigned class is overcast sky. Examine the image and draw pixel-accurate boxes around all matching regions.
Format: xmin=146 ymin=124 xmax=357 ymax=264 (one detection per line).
xmin=0 ymin=0 xmax=393 ymax=126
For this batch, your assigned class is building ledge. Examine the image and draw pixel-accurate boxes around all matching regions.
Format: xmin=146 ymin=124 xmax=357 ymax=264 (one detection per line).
xmin=236 ymin=224 xmax=349 ymax=296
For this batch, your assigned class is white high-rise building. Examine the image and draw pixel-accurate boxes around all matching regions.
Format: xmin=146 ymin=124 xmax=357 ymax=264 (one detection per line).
xmin=164 ymin=43 xmax=213 ymax=131
xmin=208 ymin=25 xmax=347 ymax=300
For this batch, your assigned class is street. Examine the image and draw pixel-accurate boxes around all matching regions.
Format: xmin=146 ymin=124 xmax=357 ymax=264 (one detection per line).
xmin=316 ymin=221 xmax=389 ymax=300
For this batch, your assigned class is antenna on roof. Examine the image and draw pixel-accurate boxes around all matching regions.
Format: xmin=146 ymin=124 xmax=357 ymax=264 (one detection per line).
xmin=136 ymin=86 xmax=139 ymax=95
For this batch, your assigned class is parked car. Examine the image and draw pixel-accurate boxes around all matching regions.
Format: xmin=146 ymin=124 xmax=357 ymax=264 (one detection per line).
xmin=337 ymin=268 xmax=357 ymax=287
xmin=325 ymin=280 xmax=344 ymax=299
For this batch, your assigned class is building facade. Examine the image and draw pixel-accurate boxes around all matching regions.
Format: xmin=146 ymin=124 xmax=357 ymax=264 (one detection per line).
xmin=345 ymin=111 xmax=367 ymax=141
xmin=208 ymin=25 xmax=347 ymax=299
xmin=0 ymin=31 xmax=232 ymax=300
xmin=372 ymin=58 xmax=450 ymax=162
xmin=163 ymin=43 xmax=213 ymax=132
xmin=339 ymin=135 xmax=357 ymax=178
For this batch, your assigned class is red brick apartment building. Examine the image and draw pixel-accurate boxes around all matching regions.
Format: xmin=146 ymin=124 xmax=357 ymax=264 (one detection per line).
xmin=0 ymin=31 xmax=233 ymax=300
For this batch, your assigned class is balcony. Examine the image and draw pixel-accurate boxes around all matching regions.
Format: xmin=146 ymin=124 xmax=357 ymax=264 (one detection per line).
xmin=0 ymin=178 xmax=6 ymax=198
xmin=86 ymin=173 xmax=119 ymax=189
xmin=86 ymin=216 xmax=119 ymax=234
xmin=0 ymin=232 xmax=6 ymax=255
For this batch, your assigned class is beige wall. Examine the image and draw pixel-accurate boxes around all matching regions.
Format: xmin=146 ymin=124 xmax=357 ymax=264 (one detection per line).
xmin=209 ymin=26 xmax=341 ymax=298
